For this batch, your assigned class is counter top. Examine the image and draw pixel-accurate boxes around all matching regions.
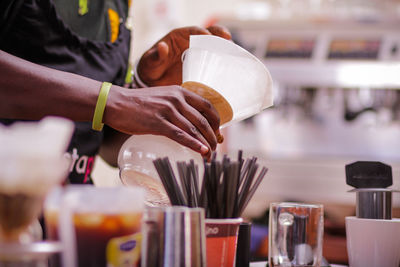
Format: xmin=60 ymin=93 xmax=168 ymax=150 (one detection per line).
xmin=250 ymin=262 xmax=347 ymax=267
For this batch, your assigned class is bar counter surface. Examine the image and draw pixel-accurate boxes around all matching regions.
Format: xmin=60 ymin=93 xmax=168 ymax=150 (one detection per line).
xmin=250 ymin=263 xmax=347 ymax=267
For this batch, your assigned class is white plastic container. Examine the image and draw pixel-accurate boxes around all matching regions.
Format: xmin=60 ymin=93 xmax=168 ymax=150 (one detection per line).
xmin=182 ymin=35 xmax=273 ymax=126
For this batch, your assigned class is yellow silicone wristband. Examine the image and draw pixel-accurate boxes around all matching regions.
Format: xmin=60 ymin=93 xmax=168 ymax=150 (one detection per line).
xmin=92 ymin=82 xmax=112 ymax=131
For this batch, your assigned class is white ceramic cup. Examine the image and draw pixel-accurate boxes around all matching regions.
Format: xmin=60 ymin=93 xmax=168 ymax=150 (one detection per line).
xmin=346 ymin=216 xmax=400 ymax=267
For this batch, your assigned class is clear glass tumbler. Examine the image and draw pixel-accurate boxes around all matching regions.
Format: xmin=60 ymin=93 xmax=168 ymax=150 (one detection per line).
xmin=269 ymin=202 xmax=324 ymax=267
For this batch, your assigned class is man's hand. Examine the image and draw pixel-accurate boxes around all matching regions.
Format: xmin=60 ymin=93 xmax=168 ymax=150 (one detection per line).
xmin=104 ymin=85 xmax=220 ymax=158
xmin=137 ymin=25 xmax=231 ymax=87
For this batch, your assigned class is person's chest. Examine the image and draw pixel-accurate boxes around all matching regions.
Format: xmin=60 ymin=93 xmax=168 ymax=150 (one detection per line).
xmin=52 ymin=0 xmax=128 ymax=42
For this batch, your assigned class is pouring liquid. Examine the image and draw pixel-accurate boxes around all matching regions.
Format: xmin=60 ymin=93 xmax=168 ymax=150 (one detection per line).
xmin=181 ymin=81 xmax=234 ymax=125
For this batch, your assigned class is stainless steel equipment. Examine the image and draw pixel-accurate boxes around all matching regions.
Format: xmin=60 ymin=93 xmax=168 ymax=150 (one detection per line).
xmin=220 ymin=17 xmax=400 ymax=160
xmin=346 ymin=161 xmax=399 ymax=219
xmin=220 ymin=18 xmax=400 ymax=88
xmin=352 ymin=188 xmax=394 ymax=219
xmin=142 ymin=206 xmax=206 ymax=267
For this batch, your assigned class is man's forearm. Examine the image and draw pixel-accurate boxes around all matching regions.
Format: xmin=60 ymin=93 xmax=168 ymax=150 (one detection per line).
xmin=0 ymin=50 xmax=221 ymax=158
xmin=0 ymin=50 xmax=101 ymax=121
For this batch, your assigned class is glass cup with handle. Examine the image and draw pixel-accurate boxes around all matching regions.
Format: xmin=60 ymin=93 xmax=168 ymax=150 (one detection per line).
xmin=269 ymin=202 xmax=324 ymax=267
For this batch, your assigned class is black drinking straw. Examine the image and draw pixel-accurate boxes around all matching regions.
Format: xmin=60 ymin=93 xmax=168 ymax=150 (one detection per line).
xmin=153 ymin=150 xmax=269 ymax=218
xmin=226 ymin=162 xmax=239 ymax=218
xmin=238 ymin=150 xmax=244 ymax=172
xmin=238 ymin=163 xmax=258 ymax=209
xmin=187 ymin=165 xmax=195 ymax=207
xmin=153 ymin=158 xmax=186 ymax=206
xmin=153 ymin=159 xmax=178 ymax=205
xmin=206 ymin=163 xmax=217 ymax=217
xmin=189 ymin=161 xmax=200 ymax=207
xmin=241 ymin=157 xmax=257 ymax=185
xmin=165 ymin=158 xmax=188 ymax=206
xmin=238 ymin=167 xmax=269 ymax=216
xmin=177 ymin=162 xmax=189 ymax=204
xmin=199 ymin=161 xmax=207 ymax=209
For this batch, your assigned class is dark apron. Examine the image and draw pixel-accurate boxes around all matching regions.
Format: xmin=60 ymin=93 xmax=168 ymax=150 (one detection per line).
xmin=0 ymin=0 xmax=131 ymax=184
